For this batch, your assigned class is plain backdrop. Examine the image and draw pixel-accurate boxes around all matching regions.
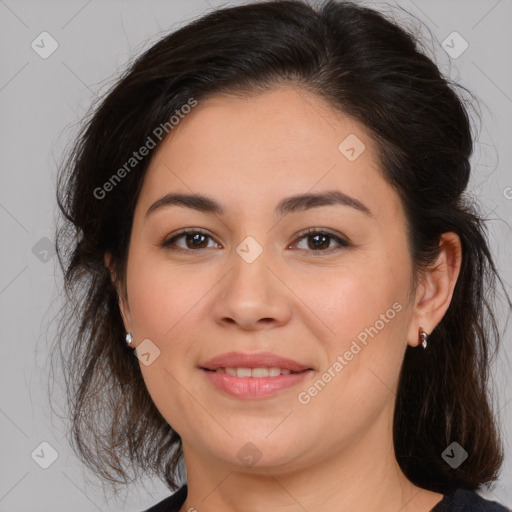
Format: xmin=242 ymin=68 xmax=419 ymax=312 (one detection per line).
xmin=0 ymin=0 xmax=511 ymax=511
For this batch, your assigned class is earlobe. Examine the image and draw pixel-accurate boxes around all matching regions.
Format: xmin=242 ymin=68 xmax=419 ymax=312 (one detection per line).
xmin=408 ymin=232 xmax=462 ymax=347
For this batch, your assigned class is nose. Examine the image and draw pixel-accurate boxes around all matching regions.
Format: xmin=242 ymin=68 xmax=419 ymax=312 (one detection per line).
xmin=211 ymin=246 xmax=292 ymax=331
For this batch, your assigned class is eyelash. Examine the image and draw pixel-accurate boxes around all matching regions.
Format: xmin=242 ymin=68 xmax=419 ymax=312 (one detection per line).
xmin=159 ymin=227 xmax=351 ymax=256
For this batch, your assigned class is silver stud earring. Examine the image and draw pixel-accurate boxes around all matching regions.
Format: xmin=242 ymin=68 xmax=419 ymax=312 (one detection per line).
xmin=125 ymin=332 xmax=134 ymax=346
xmin=419 ymin=326 xmax=428 ymax=349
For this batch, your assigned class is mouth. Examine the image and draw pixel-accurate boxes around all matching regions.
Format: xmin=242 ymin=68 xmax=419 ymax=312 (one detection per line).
xmin=202 ymin=367 xmax=306 ymax=377
xmin=199 ymin=351 xmax=314 ymax=399
xmin=200 ymin=351 xmax=313 ymax=373
xmin=200 ymin=367 xmax=313 ymax=399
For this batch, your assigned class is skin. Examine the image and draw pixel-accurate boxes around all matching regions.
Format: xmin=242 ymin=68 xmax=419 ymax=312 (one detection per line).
xmin=107 ymin=85 xmax=462 ymax=512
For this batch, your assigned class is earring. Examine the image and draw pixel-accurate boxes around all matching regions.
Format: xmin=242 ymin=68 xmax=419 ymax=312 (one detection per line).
xmin=125 ymin=332 xmax=134 ymax=346
xmin=418 ymin=326 xmax=428 ymax=349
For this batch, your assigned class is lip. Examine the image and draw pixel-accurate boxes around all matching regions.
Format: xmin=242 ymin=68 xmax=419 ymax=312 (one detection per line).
xmin=202 ymin=369 xmax=313 ymax=399
xmin=200 ymin=351 xmax=312 ymax=373
xmin=199 ymin=351 xmax=314 ymax=399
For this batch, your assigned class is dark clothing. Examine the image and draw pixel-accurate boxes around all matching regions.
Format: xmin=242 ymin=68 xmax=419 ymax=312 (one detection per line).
xmin=143 ymin=485 xmax=187 ymax=512
xmin=143 ymin=484 xmax=511 ymax=512
xmin=431 ymin=488 xmax=510 ymax=512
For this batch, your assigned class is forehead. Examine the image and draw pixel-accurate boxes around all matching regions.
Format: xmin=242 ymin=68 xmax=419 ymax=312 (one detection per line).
xmin=136 ymin=86 xmax=403 ymax=223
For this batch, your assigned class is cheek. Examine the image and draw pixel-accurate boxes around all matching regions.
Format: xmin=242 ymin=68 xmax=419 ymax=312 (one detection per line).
xmin=126 ymin=250 xmax=207 ymax=340
xmin=310 ymin=255 xmax=408 ymax=347
xmin=126 ymin=255 xmax=208 ymax=432
xmin=301 ymin=253 xmax=411 ymax=404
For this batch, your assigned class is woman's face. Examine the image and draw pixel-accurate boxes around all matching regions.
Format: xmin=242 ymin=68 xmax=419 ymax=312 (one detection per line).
xmin=119 ymin=86 xmax=421 ymax=473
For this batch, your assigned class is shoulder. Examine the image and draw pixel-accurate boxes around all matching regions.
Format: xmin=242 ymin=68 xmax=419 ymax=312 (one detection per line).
xmin=433 ymin=488 xmax=510 ymax=512
xmin=141 ymin=484 xmax=188 ymax=512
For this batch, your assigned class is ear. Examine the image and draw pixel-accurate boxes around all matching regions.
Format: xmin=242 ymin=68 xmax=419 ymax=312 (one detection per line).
xmin=104 ymin=252 xmax=133 ymax=333
xmin=407 ymin=232 xmax=462 ymax=347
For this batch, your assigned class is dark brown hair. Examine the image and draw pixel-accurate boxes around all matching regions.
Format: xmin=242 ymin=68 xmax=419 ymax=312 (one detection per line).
xmin=52 ymin=0 xmax=511 ymax=495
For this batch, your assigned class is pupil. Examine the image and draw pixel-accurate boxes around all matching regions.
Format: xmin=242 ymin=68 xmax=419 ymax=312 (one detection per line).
xmin=310 ymin=234 xmax=328 ymax=250
xmin=188 ymin=234 xmax=207 ymax=248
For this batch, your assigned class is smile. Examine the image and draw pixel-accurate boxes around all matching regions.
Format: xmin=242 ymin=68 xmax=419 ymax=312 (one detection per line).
xmin=201 ymin=368 xmax=312 ymax=399
xmin=206 ymin=367 xmax=299 ymax=377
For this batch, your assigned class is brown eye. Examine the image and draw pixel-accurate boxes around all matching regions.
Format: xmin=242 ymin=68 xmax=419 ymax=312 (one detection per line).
xmin=306 ymin=233 xmax=330 ymax=250
xmin=292 ymin=228 xmax=350 ymax=254
xmin=160 ymin=228 xmax=350 ymax=255
xmin=160 ymin=230 xmax=220 ymax=253
xmin=182 ymin=232 xmax=209 ymax=249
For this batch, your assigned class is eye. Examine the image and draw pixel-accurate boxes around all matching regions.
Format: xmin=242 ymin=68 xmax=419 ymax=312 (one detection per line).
xmin=159 ymin=228 xmax=350 ymax=255
xmin=290 ymin=228 xmax=351 ymax=255
xmin=160 ymin=229 xmax=221 ymax=253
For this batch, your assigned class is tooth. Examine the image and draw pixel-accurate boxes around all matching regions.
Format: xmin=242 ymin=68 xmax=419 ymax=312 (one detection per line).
xmin=236 ymin=367 xmax=252 ymax=377
xmin=216 ymin=367 xmax=296 ymax=377
xmin=252 ymin=367 xmax=269 ymax=378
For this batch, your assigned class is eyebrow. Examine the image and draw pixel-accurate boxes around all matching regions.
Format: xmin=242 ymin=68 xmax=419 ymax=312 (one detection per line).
xmin=145 ymin=190 xmax=372 ymax=220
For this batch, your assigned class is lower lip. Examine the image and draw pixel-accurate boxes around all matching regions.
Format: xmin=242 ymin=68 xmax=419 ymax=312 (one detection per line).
xmin=201 ymin=369 xmax=312 ymax=399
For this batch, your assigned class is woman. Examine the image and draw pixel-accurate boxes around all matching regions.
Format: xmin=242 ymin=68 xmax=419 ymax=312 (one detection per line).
xmin=53 ymin=1 xmax=511 ymax=511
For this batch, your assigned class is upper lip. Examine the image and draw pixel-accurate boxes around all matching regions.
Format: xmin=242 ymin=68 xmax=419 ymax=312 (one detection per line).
xmin=200 ymin=351 xmax=313 ymax=372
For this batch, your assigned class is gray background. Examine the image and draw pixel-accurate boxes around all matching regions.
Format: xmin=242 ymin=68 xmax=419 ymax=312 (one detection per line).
xmin=0 ymin=0 xmax=511 ymax=511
